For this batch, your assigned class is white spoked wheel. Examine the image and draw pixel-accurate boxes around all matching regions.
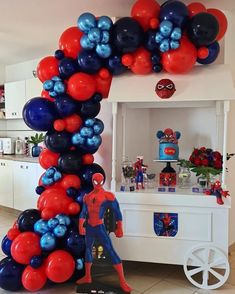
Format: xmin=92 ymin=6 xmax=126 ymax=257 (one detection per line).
xmin=183 ymin=245 xmax=230 ymax=290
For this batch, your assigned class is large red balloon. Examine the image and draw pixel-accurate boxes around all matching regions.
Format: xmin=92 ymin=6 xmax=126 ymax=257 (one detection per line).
xmin=187 ymin=2 xmax=206 ymax=18
xmin=130 ymin=47 xmax=152 ymax=75
xmin=162 ymin=38 xmax=197 ymax=74
xmin=207 ymin=9 xmax=228 ymax=41
xmin=131 ymin=0 xmax=160 ymax=31
xmin=22 ymin=266 xmax=47 ymax=292
xmin=68 ymin=73 xmax=96 ymax=101
xmin=46 ymin=250 xmax=75 ymax=283
xmin=61 ymin=175 xmax=81 ymax=190
xmin=37 ymin=56 xmax=59 ymax=83
xmin=39 ymin=149 xmax=60 ymax=170
xmin=64 ymin=114 xmax=83 ymax=133
xmin=11 ymin=232 xmax=41 ymax=264
xmin=59 ymin=26 xmax=83 ymax=59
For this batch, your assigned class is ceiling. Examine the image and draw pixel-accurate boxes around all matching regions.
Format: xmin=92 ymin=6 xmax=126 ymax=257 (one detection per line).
xmin=0 ymin=0 xmax=234 ymax=65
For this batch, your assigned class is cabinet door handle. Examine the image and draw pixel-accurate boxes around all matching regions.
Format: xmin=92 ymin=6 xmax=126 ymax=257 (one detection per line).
xmin=20 ymin=165 xmax=23 ymax=169
xmin=26 ymin=166 xmax=28 ymax=169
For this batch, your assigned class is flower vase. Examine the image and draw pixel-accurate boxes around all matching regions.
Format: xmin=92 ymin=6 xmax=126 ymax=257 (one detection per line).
xmin=178 ymin=166 xmax=191 ymax=188
xmin=32 ymin=144 xmax=42 ymax=157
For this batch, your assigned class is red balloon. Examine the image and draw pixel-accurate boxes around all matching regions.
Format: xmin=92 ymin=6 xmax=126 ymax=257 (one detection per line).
xmin=7 ymin=228 xmax=20 ymax=241
xmin=82 ymin=154 xmax=94 ymax=165
xmin=54 ymin=119 xmax=66 ymax=131
xmin=207 ymin=9 xmax=228 ymax=41
xmin=162 ymin=38 xmax=197 ymax=74
xmin=187 ymin=2 xmax=206 ymax=18
xmin=68 ymin=202 xmax=80 ymax=215
xmin=68 ymin=73 xmax=96 ymax=101
xmin=198 ymin=47 xmax=209 ymax=59
xmin=11 ymin=232 xmax=41 ymax=264
xmin=130 ymin=47 xmax=152 ymax=75
xmin=59 ymin=26 xmax=83 ymax=59
xmin=64 ymin=114 xmax=83 ymax=133
xmin=94 ymin=69 xmax=112 ymax=99
xmin=122 ymin=54 xmax=134 ymax=67
xmin=37 ymin=56 xmax=59 ymax=83
xmin=61 ymin=175 xmax=81 ymax=190
xmin=39 ymin=149 xmax=60 ymax=170
xmin=22 ymin=266 xmax=47 ymax=292
xmin=46 ymin=250 xmax=75 ymax=283
xmin=41 ymin=90 xmax=54 ymax=102
xmin=131 ymin=0 xmax=160 ymax=31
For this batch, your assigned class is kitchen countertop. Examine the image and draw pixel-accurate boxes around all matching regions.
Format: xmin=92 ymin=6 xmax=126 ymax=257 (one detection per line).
xmin=0 ymin=154 xmax=39 ymax=163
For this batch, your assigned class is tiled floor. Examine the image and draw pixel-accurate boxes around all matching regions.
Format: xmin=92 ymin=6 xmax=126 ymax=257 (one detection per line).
xmin=0 ymin=208 xmax=235 ymax=293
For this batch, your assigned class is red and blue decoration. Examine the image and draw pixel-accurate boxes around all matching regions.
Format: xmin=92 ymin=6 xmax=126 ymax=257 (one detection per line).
xmin=154 ymin=213 xmax=178 ymax=237
xmin=0 ymin=0 xmax=228 ymax=292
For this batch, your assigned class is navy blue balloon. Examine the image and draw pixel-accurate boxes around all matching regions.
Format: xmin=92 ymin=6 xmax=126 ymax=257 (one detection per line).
xmin=55 ymin=49 xmax=65 ymax=60
xmin=107 ymin=55 xmax=126 ymax=75
xmin=66 ymin=232 xmax=86 ymax=258
xmin=45 ymin=130 xmax=72 ymax=153
xmin=160 ymin=1 xmax=189 ymax=28
xmin=23 ymin=98 xmax=58 ymax=131
xmin=91 ymin=93 xmax=103 ymax=103
xmin=59 ymin=57 xmax=78 ymax=79
xmin=54 ymin=94 xmax=79 ymax=118
xmin=79 ymin=100 xmax=101 ymax=119
xmin=1 ymin=236 xmax=12 ymax=257
xmin=67 ymin=187 xmax=78 ymax=198
xmin=0 ymin=257 xmax=24 ymax=291
xmin=77 ymin=50 xmax=102 ymax=74
xmin=30 ymin=256 xmax=43 ymax=269
xmin=77 ymin=144 xmax=99 ymax=155
xmin=58 ymin=151 xmax=82 ymax=174
xmin=76 ymin=186 xmax=92 ymax=205
xmin=80 ymin=163 xmax=106 ymax=187
xmin=197 ymin=42 xmax=220 ymax=65
xmin=36 ymin=185 xmax=45 ymax=195
xmin=111 ymin=17 xmax=144 ymax=53
xmin=145 ymin=30 xmax=159 ymax=52
xmin=17 ymin=209 xmax=41 ymax=232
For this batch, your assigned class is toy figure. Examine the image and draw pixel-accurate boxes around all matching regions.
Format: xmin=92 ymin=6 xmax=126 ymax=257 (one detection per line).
xmin=205 ymin=180 xmax=230 ymax=205
xmin=134 ymin=156 xmax=148 ymax=190
xmin=76 ymin=173 xmax=132 ymax=293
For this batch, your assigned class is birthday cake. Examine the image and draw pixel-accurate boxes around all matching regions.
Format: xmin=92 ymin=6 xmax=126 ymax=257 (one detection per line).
xmin=156 ymin=128 xmax=181 ymax=161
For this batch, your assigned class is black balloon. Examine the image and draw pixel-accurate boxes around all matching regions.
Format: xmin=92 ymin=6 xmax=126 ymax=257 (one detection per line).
xmin=59 ymin=57 xmax=79 ymax=79
xmin=58 ymin=151 xmax=82 ymax=174
xmin=187 ymin=13 xmax=219 ymax=47
xmin=45 ymin=130 xmax=71 ymax=153
xmin=111 ymin=17 xmax=144 ymax=53
xmin=79 ymin=163 xmax=106 ymax=187
xmin=79 ymin=100 xmax=101 ymax=119
xmin=17 ymin=209 xmax=41 ymax=232
xmin=77 ymin=50 xmax=102 ymax=74
xmin=55 ymin=94 xmax=80 ymax=117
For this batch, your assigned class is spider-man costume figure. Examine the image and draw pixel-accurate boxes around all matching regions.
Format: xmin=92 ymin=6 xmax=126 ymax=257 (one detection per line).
xmin=205 ymin=180 xmax=230 ymax=205
xmin=76 ymin=173 xmax=132 ymax=293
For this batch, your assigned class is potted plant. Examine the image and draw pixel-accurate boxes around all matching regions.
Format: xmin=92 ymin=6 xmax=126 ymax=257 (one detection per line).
xmin=27 ymin=133 xmax=45 ymax=157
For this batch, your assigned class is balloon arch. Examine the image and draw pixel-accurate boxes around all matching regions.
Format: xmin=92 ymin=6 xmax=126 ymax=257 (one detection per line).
xmin=0 ymin=0 xmax=227 ymax=292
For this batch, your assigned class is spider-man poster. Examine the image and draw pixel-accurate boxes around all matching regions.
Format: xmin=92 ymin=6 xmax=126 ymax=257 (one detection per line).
xmin=154 ymin=213 xmax=178 ymax=237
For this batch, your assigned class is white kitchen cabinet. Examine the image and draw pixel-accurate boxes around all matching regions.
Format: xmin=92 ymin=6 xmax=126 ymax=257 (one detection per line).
xmin=25 ymin=78 xmax=42 ymax=102
xmin=13 ymin=161 xmax=38 ymax=210
xmin=5 ymin=80 xmax=26 ymax=119
xmin=0 ymin=160 xmax=13 ymax=208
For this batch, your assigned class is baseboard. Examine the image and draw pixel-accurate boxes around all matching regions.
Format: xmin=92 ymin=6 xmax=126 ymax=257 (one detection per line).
xmin=229 ymin=242 xmax=235 ymax=254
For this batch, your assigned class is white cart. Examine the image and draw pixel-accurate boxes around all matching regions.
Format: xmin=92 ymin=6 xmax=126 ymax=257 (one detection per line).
xmin=108 ymin=64 xmax=235 ymax=290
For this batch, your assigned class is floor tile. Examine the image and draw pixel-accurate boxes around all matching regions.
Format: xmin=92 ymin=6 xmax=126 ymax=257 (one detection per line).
xmin=143 ymin=280 xmax=194 ymax=294
xmin=196 ymin=283 xmax=235 ymax=293
xmin=227 ymin=266 xmax=235 ymax=286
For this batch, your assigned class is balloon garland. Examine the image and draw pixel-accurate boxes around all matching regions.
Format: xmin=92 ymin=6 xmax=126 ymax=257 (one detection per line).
xmin=0 ymin=0 xmax=228 ymax=292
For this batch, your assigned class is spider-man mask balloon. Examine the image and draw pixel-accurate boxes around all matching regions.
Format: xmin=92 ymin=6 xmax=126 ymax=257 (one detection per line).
xmin=155 ymin=79 xmax=176 ymax=99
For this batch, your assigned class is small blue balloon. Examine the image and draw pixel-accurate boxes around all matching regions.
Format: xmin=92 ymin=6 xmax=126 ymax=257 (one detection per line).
xmin=145 ymin=30 xmax=159 ymax=51
xmin=160 ymin=39 xmax=170 ymax=52
xmin=49 ymin=90 xmax=57 ymax=98
xmin=30 ymin=256 xmax=43 ymax=269
xmin=59 ymin=57 xmax=78 ymax=79
xmin=88 ymin=28 xmax=101 ymax=43
xmin=76 ymin=259 xmax=84 ymax=270
xmin=153 ymin=64 xmax=163 ymax=73
xmin=96 ymin=44 xmax=112 ymax=59
xmin=93 ymin=119 xmax=104 ymax=135
xmin=43 ymin=80 xmax=54 ymax=91
xmin=151 ymin=54 xmax=161 ymax=65
xmin=35 ymin=185 xmax=45 ymax=195
xmin=72 ymin=133 xmax=86 ymax=146
xmin=80 ymin=34 xmax=95 ymax=50
xmin=40 ymin=232 xmax=56 ymax=251
xmin=47 ymin=218 xmax=59 ymax=230
xmin=107 ymin=54 xmax=126 ymax=76
xmin=45 ymin=167 xmax=55 ymax=177
xmin=54 ymin=81 xmax=66 ymax=94
xmin=84 ymin=118 xmax=96 ymax=127
xmin=34 ymin=219 xmax=49 ymax=235
xmin=1 ymin=236 xmax=12 ymax=256
xmin=53 ymin=224 xmax=67 ymax=238
xmin=80 ymin=127 xmax=94 ymax=138
xmin=101 ymin=30 xmax=110 ymax=44
xmin=87 ymin=135 xmax=102 ymax=148
xmin=171 ymin=27 xmax=182 ymax=40
xmin=160 ymin=20 xmax=173 ymax=37
xmin=55 ymin=214 xmax=71 ymax=226
xmin=197 ymin=41 xmax=220 ymax=65
xmin=97 ymin=16 xmax=113 ymax=31
xmin=55 ymin=49 xmax=64 ymax=60
xmin=67 ymin=187 xmax=78 ymax=198
xmin=155 ymin=32 xmax=164 ymax=44
xmin=170 ymin=40 xmax=180 ymax=50
xmin=51 ymin=76 xmax=61 ymax=82
xmin=54 ymin=171 xmax=62 ymax=182
xmin=77 ymin=13 xmax=96 ymax=33
xmin=42 ymin=177 xmax=54 ymax=186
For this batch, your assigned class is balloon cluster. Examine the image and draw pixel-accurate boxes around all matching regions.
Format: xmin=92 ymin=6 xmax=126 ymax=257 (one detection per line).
xmin=0 ymin=0 xmax=228 ymax=292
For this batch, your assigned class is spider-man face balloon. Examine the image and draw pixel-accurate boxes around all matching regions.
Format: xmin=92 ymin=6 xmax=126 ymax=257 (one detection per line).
xmin=155 ymin=79 xmax=176 ymax=99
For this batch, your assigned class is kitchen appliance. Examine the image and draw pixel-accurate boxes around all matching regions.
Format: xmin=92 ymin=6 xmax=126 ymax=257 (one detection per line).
xmin=15 ymin=137 xmax=24 ymax=155
xmin=0 ymin=138 xmax=16 ymax=154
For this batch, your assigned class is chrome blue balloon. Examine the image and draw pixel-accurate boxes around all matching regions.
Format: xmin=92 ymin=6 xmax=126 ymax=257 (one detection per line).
xmin=88 ymin=28 xmax=101 ymax=43
xmin=34 ymin=219 xmax=49 ymax=235
xmin=49 ymin=90 xmax=57 ymax=97
xmin=54 ymin=171 xmax=62 ymax=181
xmin=84 ymin=118 xmax=96 ymax=127
xmin=87 ymin=135 xmax=102 ymax=148
xmin=40 ymin=232 xmax=56 ymax=251
xmin=93 ymin=119 xmax=104 ymax=135
xmin=101 ymin=30 xmax=110 ymax=44
xmin=1 ymin=236 xmax=12 ymax=256
xmin=53 ymin=224 xmax=67 ymax=238
xmin=96 ymin=44 xmax=112 ymax=59
xmin=171 ymin=27 xmax=182 ymax=40
xmin=42 ymin=177 xmax=54 ymax=186
xmin=76 ymin=259 xmax=84 ymax=270
xmin=80 ymin=127 xmax=94 ymax=138
xmin=197 ymin=41 xmax=220 ymax=65
xmin=160 ymin=39 xmax=170 ymax=52
xmin=170 ymin=40 xmax=180 ymax=50
xmin=72 ymin=133 xmax=86 ymax=146
xmin=47 ymin=218 xmax=59 ymax=230
xmin=97 ymin=16 xmax=113 ymax=30
xmin=155 ymin=32 xmax=164 ymax=44
xmin=54 ymin=81 xmax=66 ymax=94
xmin=45 ymin=167 xmax=55 ymax=177
xmin=55 ymin=214 xmax=71 ymax=226
xmin=77 ymin=13 xmax=96 ymax=33
xmin=30 ymin=256 xmax=43 ymax=269
xmin=160 ymin=20 xmax=173 ymax=37
xmin=43 ymin=80 xmax=54 ymax=91
xmin=80 ymin=34 xmax=95 ymax=50
xmin=52 ymin=76 xmax=61 ymax=82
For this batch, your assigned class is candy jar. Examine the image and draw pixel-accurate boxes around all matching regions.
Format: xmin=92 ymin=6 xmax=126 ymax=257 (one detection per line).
xmin=121 ymin=157 xmax=135 ymax=192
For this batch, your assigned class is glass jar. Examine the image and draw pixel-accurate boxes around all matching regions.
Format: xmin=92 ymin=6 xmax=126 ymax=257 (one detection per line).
xmin=178 ymin=166 xmax=191 ymax=188
xmin=121 ymin=157 xmax=135 ymax=191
